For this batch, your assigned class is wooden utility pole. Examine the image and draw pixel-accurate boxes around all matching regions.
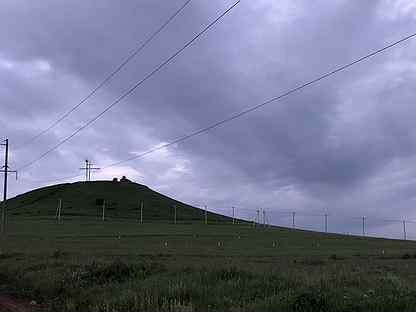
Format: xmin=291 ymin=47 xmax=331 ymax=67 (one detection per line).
xmin=232 ymin=206 xmax=235 ymax=225
xmin=263 ymin=209 xmax=266 ymax=227
xmin=88 ymin=162 xmax=100 ymax=181
xmin=292 ymin=212 xmax=296 ymax=228
xmin=80 ymin=160 xmax=89 ymax=181
xmin=80 ymin=159 xmax=100 ymax=181
xmin=1 ymin=139 xmax=17 ymax=237
xmin=362 ymin=216 xmax=366 ymax=236
xmin=324 ymin=214 xmax=328 ymax=233
xmin=403 ymin=220 xmax=407 ymax=241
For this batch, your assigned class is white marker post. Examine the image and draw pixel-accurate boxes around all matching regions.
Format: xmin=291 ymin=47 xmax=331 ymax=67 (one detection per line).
xmin=102 ymin=200 xmax=106 ymax=222
xmin=140 ymin=201 xmax=143 ymax=224
xmin=232 ymin=206 xmax=235 ymax=225
xmin=57 ymin=198 xmax=62 ymax=224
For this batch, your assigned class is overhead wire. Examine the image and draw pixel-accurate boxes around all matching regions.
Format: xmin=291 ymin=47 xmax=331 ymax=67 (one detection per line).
xmin=17 ymin=1 xmax=241 ymax=172
xmin=96 ymin=31 xmax=416 ymax=170
xmin=16 ymin=0 xmax=194 ymax=150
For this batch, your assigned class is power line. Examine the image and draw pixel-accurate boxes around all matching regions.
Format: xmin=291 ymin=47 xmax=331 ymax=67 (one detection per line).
xmin=88 ymin=32 xmax=416 ymax=171
xmin=17 ymin=1 xmax=241 ymax=172
xmin=16 ymin=0 xmax=194 ymax=150
xmin=20 ymin=29 xmax=416 ymax=183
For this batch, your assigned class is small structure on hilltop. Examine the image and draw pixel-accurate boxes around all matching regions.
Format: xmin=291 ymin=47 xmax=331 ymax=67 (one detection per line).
xmin=120 ymin=176 xmax=131 ymax=183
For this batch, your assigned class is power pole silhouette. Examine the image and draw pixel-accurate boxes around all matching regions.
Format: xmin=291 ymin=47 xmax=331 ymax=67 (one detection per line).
xmin=324 ymin=214 xmax=328 ymax=233
xmin=292 ymin=212 xmax=296 ymax=228
xmin=80 ymin=160 xmax=90 ymax=181
xmin=79 ymin=159 xmax=100 ymax=181
xmin=88 ymin=162 xmax=100 ymax=181
xmin=1 ymin=139 xmax=17 ymax=237
xmin=362 ymin=216 xmax=366 ymax=236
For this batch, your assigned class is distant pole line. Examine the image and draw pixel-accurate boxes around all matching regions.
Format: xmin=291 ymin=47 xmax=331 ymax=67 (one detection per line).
xmin=403 ymin=220 xmax=407 ymax=241
xmin=16 ymin=0 xmax=194 ymax=150
xmin=16 ymin=1 xmax=241 ymax=173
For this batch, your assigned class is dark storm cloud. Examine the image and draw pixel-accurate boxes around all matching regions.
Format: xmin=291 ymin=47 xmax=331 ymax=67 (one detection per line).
xmin=2 ymin=0 xmax=416 ymax=237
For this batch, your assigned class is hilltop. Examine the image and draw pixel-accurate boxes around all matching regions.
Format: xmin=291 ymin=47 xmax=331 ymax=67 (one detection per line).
xmin=6 ymin=179 xmax=231 ymax=223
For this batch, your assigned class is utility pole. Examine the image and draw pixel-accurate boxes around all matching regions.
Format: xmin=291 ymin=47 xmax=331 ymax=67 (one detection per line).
xmin=362 ymin=216 xmax=366 ymax=236
xmin=324 ymin=214 xmax=328 ymax=233
xmin=292 ymin=212 xmax=296 ymax=228
xmin=232 ymin=206 xmax=235 ymax=225
xmin=1 ymin=139 xmax=17 ymax=237
xmin=263 ymin=209 xmax=266 ymax=227
xmin=88 ymin=162 xmax=100 ymax=181
xmin=204 ymin=205 xmax=208 ymax=225
xmin=80 ymin=160 xmax=89 ymax=182
xmin=403 ymin=220 xmax=407 ymax=241
xmin=79 ymin=160 xmax=100 ymax=181
xmin=256 ymin=209 xmax=260 ymax=227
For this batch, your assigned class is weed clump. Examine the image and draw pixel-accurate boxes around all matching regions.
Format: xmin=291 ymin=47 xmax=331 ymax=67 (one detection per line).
xmin=328 ymin=254 xmax=344 ymax=261
xmin=67 ymin=260 xmax=165 ymax=287
xmin=291 ymin=288 xmax=329 ymax=312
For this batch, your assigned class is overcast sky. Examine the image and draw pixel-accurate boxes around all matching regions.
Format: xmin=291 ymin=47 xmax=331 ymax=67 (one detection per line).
xmin=1 ymin=0 xmax=416 ymax=238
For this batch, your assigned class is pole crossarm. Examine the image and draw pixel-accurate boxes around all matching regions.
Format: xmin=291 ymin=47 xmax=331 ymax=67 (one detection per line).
xmin=80 ymin=160 xmax=100 ymax=181
xmin=0 ymin=168 xmax=18 ymax=180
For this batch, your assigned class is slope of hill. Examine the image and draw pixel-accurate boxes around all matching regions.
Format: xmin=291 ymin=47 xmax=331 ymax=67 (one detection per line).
xmin=6 ymin=180 xmax=231 ymax=223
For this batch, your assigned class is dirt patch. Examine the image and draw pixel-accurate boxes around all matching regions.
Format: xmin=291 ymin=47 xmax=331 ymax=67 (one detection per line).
xmin=0 ymin=294 xmax=40 ymax=312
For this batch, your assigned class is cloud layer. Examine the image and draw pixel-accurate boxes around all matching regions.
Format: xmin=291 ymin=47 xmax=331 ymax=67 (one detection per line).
xmin=1 ymin=0 xmax=416 ymax=238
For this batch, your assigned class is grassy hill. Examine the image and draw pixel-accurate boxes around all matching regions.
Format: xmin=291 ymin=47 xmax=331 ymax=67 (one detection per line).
xmin=6 ymin=180 xmax=231 ymax=223
xmin=2 ymin=181 xmax=416 ymax=311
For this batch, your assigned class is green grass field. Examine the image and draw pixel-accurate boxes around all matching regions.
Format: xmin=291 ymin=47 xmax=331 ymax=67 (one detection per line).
xmin=2 ymin=216 xmax=416 ymax=312
xmin=2 ymin=182 xmax=416 ymax=311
